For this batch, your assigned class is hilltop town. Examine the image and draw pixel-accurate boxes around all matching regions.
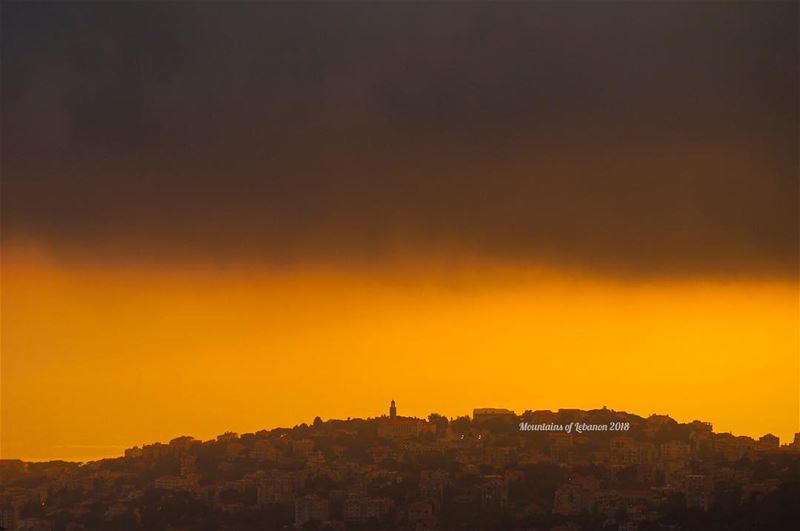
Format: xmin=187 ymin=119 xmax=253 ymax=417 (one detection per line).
xmin=2 ymin=403 xmax=799 ymax=531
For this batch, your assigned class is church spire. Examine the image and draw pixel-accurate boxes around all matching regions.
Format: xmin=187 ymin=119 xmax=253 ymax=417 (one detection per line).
xmin=390 ymin=399 xmax=397 ymax=418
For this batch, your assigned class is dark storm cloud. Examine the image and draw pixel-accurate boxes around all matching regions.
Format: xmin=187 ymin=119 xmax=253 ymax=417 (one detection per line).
xmin=1 ymin=2 xmax=797 ymax=277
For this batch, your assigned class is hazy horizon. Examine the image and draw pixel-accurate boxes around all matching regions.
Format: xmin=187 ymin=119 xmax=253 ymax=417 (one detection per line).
xmin=3 ymin=246 xmax=797 ymax=462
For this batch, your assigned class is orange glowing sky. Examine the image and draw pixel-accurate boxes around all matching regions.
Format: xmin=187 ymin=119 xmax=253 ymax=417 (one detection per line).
xmin=2 ymin=247 xmax=797 ymax=461
xmin=2 ymin=2 xmax=798 ymax=462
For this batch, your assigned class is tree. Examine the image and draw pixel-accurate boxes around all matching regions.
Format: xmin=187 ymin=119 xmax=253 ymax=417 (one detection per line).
xmin=451 ymin=416 xmax=472 ymax=436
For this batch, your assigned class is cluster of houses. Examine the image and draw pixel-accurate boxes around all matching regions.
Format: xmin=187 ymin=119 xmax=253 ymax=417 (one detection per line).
xmin=2 ymin=402 xmax=798 ymax=530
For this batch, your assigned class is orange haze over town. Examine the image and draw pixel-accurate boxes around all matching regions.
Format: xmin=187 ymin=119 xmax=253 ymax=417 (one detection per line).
xmin=2 ymin=247 xmax=797 ymax=462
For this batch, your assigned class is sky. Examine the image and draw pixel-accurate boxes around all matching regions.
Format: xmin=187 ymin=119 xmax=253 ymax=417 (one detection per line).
xmin=1 ymin=2 xmax=798 ymax=461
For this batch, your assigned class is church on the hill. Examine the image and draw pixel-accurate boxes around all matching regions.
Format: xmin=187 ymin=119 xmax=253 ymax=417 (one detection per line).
xmin=377 ymin=400 xmax=425 ymax=439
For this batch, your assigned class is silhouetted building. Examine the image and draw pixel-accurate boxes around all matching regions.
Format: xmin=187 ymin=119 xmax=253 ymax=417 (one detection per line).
xmin=554 ymin=476 xmax=600 ymax=515
xmin=419 ymin=470 xmax=449 ymax=499
xmin=757 ymin=433 xmax=779 ymax=451
xmin=123 ymin=446 xmax=142 ymax=458
xmin=685 ymin=474 xmax=714 ymax=511
xmin=343 ymin=494 xmax=394 ymax=522
xmin=473 ymin=408 xmax=516 ymax=425
xmin=378 ymin=417 xmax=423 ymax=439
xmin=169 ymin=435 xmax=198 ymax=452
xmin=292 ymin=438 xmax=315 ymax=458
xmin=154 ymin=476 xmax=190 ymax=491
xmin=294 ymin=494 xmax=329 ymax=528
xmin=714 ymin=433 xmax=755 ymax=461
xmin=258 ymin=470 xmax=304 ymax=506
xmin=480 ymin=476 xmax=509 ymax=508
xmin=378 ymin=400 xmax=423 ymax=439
xmin=0 ymin=494 xmax=19 ymax=531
